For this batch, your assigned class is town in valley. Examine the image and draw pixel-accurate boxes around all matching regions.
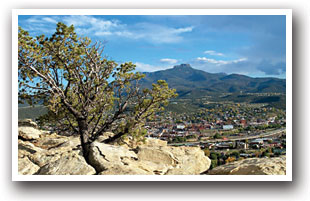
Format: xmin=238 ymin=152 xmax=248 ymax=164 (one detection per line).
xmin=144 ymin=95 xmax=286 ymax=169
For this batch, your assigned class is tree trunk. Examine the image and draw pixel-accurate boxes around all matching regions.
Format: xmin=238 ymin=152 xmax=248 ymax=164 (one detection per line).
xmin=78 ymin=119 xmax=91 ymax=163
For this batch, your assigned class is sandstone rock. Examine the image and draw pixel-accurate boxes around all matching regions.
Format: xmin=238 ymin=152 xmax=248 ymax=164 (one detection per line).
xmin=88 ymin=141 xmax=138 ymax=173
xmin=137 ymin=146 xmax=176 ymax=165
xmin=140 ymin=138 xmax=168 ymax=147
xmin=18 ymin=133 xmax=82 ymax=168
xmin=95 ymin=132 xmax=115 ymax=142
xmin=18 ymin=128 xmax=212 ymax=175
xmin=18 ymin=156 xmax=40 ymax=175
xmin=114 ymin=136 xmax=168 ymax=149
xmin=89 ymin=139 xmax=211 ymax=175
xmin=207 ymin=156 xmax=286 ymax=175
xmin=19 ymin=126 xmax=42 ymax=140
xmin=164 ymin=146 xmax=211 ymax=175
xmin=135 ymin=140 xmax=211 ymax=175
xmin=136 ymin=146 xmax=177 ymax=174
xmin=18 ymin=119 xmax=38 ymax=128
xmin=36 ymin=151 xmax=96 ymax=175
xmin=30 ymin=152 xmax=63 ymax=167
xmin=18 ymin=140 xmax=44 ymax=157
xmin=98 ymin=163 xmax=152 ymax=175
xmin=33 ymin=134 xmax=80 ymax=151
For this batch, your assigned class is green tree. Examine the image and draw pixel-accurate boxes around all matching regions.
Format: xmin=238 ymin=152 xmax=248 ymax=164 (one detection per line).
xmin=230 ymin=151 xmax=240 ymax=159
xmin=18 ymin=22 xmax=177 ymax=163
xmin=213 ymin=133 xmax=221 ymax=139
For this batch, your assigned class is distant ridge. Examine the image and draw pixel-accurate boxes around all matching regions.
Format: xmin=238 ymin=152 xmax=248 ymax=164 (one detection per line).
xmin=141 ymin=64 xmax=286 ymax=96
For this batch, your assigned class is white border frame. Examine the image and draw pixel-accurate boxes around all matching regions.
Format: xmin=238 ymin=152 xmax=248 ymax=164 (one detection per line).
xmin=12 ymin=9 xmax=292 ymax=181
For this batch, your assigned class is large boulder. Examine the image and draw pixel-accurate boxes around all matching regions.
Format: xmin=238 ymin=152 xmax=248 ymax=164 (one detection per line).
xmin=36 ymin=151 xmax=96 ymax=175
xmin=135 ymin=146 xmax=178 ymax=174
xmin=18 ymin=133 xmax=82 ymax=170
xmin=135 ymin=145 xmax=211 ymax=175
xmin=89 ymin=138 xmax=211 ymax=175
xmin=207 ymin=156 xmax=286 ymax=175
xmin=88 ymin=141 xmax=141 ymax=173
xmin=164 ymin=146 xmax=211 ymax=175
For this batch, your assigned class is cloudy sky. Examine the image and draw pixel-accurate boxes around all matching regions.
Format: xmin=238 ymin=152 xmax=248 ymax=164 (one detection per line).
xmin=18 ymin=15 xmax=286 ymax=78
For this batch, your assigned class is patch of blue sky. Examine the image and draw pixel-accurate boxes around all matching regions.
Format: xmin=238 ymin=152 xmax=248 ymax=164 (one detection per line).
xmin=18 ymin=15 xmax=286 ymax=78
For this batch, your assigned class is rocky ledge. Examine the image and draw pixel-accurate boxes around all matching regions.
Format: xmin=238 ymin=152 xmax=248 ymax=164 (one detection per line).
xmin=207 ymin=156 xmax=286 ymax=175
xmin=18 ymin=119 xmax=211 ymax=175
xmin=18 ymin=119 xmax=286 ymax=175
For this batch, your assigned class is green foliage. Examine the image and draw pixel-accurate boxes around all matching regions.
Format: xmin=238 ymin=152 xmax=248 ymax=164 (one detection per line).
xmin=210 ymin=159 xmax=218 ymax=169
xmin=210 ymin=152 xmax=220 ymax=160
xmin=213 ymin=133 xmax=222 ymax=139
xmin=18 ymin=22 xmax=177 ymax=144
xmin=230 ymin=151 xmax=240 ymax=158
xmin=172 ymin=136 xmax=187 ymax=143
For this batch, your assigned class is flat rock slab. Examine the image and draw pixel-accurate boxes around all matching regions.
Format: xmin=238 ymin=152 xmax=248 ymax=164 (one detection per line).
xmin=207 ymin=156 xmax=286 ymax=175
xmin=36 ymin=151 xmax=96 ymax=175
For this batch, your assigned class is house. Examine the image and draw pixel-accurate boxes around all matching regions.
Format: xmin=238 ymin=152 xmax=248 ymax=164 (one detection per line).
xmin=176 ymin=124 xmax=185 ymax=130
xmin=250 ymin=139 xmax=264 ymax=144
xmin=223 ymin=125 xmax=234 ymax=130
xmin=240 ymin=119 xmax=247 ymax=127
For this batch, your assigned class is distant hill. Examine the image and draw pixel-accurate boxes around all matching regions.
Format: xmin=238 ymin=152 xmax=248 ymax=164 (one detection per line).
xmin=140 ymin=64 xmax=286 ymax=97
xmin=18 ymin=64 xmax=286 ymax=120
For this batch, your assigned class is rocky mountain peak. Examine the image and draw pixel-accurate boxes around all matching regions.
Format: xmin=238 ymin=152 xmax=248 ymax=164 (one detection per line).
xmin=173 ymin=63 xmax=192 ymax=69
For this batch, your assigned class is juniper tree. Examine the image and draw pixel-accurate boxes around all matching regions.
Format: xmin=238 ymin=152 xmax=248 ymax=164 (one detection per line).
xmin=18 ymin=22 xmax=177 ymax=161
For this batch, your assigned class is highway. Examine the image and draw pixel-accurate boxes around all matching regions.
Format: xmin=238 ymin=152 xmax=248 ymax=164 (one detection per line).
xmin=169 ymin=128 xmax=286 ymax=146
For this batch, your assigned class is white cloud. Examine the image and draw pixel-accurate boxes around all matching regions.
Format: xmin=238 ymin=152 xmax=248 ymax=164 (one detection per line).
xmin=62 ymin=15 xmax=124 ymax=36
xmin=160 ymin=58 xmax=178 ymax=64
xmin=42 ymin=17 xmax=58 ymax=24
xmin=134 ymin=62 xmax=172 ymax=72
xmin=172 ymin=26 xmax=194 ymax=34
xmin=21 ymin=15 xmax=193 ymax=44
xmin=204 ymin=50 xmax=224 ymax=56
xmin=196 ymin=57 xmax=247 ymax=65
xmin=126 ymin=23 xmax=193 ymax=44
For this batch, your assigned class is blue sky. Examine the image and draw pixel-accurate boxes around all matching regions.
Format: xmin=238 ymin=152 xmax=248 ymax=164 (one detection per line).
xmin=18 ymin=15 xmax=286 ymax=78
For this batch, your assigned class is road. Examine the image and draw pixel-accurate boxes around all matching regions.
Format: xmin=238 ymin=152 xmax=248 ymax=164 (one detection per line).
xmin=169 ymin=128 xmax=286 ymax=146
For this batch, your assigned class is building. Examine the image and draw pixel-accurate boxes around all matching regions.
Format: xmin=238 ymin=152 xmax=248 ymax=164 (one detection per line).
xmin=176 ymin=124 xmax=185 ymax=130
xmin=240 ymin=119 xmax=247 ymax=127
xmin=223 ymin=125 xmax=234 ymax=130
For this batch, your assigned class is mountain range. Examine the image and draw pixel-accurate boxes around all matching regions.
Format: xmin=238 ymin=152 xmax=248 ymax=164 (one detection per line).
xmin=19 ymin=64 xmax=287 ymax=119
xmin=140 ymin=64 xmax=286 ymax=97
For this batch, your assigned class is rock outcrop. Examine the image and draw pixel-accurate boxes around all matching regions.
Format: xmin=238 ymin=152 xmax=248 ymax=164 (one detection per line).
xmin=36 ymin=151 xmax=96 ymax=175
xmin=18 ymin=119 xmax=39 ymax=128
xmin=18 ymin=120 xmax=287 ymax=176
xmin=17 ymin=120 xmax=212 ymax=175
xmin=18 ymin=156 xmax=40 ymax=175
xmin=89 ymin=138 xmax=211 ymax=175
xmin=207 ymin=156 xmax=286 ymax=175
xmin=18 ymin=126 xmax=43 ymax=140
